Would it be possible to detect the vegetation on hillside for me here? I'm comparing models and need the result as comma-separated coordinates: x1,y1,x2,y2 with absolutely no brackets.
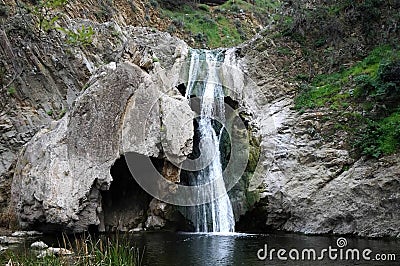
277,0,400,159
2,1,399,156
239,0,400,159
295,46,400,158
160,0,280,48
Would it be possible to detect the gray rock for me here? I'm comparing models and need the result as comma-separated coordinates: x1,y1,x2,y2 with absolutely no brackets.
129,223,144,232
11,231,43,237
37,247,73,258
145,215,166,229
12,61,194,233
237,37,400,237
0,17,191,227
30,241,48,250
0,236,23,245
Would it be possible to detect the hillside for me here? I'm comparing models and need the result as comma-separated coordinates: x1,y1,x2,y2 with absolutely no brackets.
0,0,399,241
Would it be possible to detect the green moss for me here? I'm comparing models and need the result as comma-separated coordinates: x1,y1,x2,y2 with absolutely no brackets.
295,83,342,109
245,188,260,209
246,136,261,173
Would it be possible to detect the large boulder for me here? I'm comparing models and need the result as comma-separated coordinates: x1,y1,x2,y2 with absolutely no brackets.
11,61,194,232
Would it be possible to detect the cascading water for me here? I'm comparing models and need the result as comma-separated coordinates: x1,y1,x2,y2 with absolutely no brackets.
185,49,235,233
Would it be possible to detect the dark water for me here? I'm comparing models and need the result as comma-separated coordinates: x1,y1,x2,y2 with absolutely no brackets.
128,232,399,266
2,231,399,265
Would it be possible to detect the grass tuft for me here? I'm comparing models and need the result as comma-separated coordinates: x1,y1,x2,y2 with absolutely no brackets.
2,234,143,266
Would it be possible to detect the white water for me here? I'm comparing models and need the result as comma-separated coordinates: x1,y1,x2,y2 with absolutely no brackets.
186,50,235,233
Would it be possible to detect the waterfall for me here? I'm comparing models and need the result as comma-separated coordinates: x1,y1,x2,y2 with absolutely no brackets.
185,49,235,233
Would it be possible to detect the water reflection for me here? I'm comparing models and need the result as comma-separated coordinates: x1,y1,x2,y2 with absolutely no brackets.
129,232,399,266
1,232,398,266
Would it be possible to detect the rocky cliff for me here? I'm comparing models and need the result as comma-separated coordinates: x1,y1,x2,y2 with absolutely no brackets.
1,1,399,237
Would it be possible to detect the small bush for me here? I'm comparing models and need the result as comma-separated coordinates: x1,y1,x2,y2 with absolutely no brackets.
149,0,158,9
0,4,9,17
167,24,177,33
230,4,240,13
379,60,400,85
194,32,206,43
201,15,216,26
356,113,400,158
214,7,226,14
172,18,184,28
197,4,210,12
60,25,94,46
33,0,68,33
6,87,16,96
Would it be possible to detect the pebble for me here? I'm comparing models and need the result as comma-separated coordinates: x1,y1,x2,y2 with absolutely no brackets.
30,241,48,250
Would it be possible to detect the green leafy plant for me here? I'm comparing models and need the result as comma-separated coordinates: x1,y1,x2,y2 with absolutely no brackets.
60,25,95,46
197,4,210,12
58,109,66,119
356,113,400,158
33,0,68,33
6,86,16,96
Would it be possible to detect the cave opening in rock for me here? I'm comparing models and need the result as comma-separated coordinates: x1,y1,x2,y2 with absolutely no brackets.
177,83,187,96
100,155,153,232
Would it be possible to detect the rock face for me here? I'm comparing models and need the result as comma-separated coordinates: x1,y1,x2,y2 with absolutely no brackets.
13,60,193,231
10,23,195,232
233,35,400,238
11,61,194,232
249,98,400,237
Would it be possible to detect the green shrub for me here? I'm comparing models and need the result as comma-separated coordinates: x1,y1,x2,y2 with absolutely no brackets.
295,45,400,157
230,4,240,13
167,24,177,33
33,0,68,33
60,25,94,46
194,32,206,43
0,4,9,17
6,87,16,96
356,113,400,158
172,18,184,28
149,0,159,9
197,4,210,12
